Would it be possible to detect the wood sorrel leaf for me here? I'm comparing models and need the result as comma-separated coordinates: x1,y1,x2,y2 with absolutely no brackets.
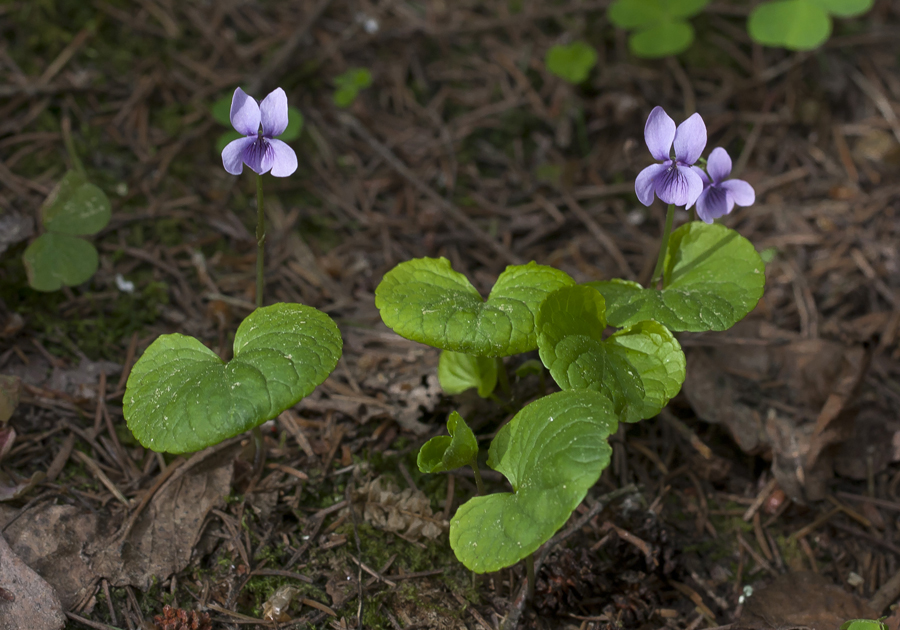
545,41,598,84
608,0,710,58
375,257,575,357
587,222,765,332
124,303,342,454
417,411,479,473
450,390,616,573
537,286,685,422
41,170,111,236
22,232,99,292
748,0,831,49
438,351,497,398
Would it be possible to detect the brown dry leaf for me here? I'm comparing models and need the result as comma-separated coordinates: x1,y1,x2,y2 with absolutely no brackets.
89,444,235,590
351,476,445,540
0,504,101,609
683,321,871,501
0,469,44,502
737,572,874,630
0,375,20,424
325,565,357,609
262,584,301,622
0,533,65,630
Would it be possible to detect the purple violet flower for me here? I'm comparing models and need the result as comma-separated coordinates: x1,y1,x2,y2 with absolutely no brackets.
635,106,707,208
222,87,298,177
690,147,756,223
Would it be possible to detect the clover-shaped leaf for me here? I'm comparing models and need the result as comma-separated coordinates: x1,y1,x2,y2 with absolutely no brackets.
450,390,616,573
375,257,575,357
587,222,765,332
333,68,373,108
545,41,598,84
418,411,479,473
438,351,497,398
42,170,111,235
748,0,873,50
124,303,342,454
608,0,710,58
537,286,685,422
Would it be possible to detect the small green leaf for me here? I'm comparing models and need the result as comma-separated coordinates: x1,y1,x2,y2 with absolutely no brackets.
279,105,305,142
438,351,497,398
22,232,99,292
333,68,372,108
417,411,479,473
545,41,598,84
841,621,887,630
587,222,765,332
124,303,342,454
42,170,111,236
211,94,232,126
812,0,873,17
536,286,685,422
629,20,695,57
216,130,244,154
375,258,576,357
450,390,617,573
608,0,664,27
748,0,831,50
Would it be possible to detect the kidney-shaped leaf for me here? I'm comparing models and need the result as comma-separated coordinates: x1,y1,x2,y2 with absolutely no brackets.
630,20,695,57
42,170,111,236
418,411,479,474
124,303,342,454
438,351,497,398
450,390,616,573
376,257,575,357
537,286,684,422
748,0,831,50
587,222,764,332
22,232,99,292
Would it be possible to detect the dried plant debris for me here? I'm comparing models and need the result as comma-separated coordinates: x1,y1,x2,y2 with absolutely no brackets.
349,476,445,540
0,533,65,630
152,604,212,630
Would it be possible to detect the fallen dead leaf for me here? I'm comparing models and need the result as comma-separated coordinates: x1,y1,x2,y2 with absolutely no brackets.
349,476,445,540
737,572,874,630
0,533,65,630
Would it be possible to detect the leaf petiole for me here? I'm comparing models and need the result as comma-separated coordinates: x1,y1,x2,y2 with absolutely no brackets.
470,459,485,496
649,204,675,288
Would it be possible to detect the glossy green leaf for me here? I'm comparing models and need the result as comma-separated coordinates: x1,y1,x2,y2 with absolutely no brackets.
630,20,695,57
536,286,684,422
124,303,342,454
41,170,111,236
450,390,616,573
375,257,575,357
748,0,831,49
22,232,99,292
840,620,887,630
813,0,873,17
417,411,479,473
545,41,598,84
438,351,497,398
587,222,765,332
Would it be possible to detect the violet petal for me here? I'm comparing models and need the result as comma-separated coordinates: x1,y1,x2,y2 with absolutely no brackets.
691,165,710,187
644,106,676,162
721,179,756,206
267,139,298,177
706,147,732,183
260,88,289,138
635,163,668,207
673,112,707,165
230,88,260,136
656,164,704,207
242,137,274,175
222,136,256,175
695,185,734,223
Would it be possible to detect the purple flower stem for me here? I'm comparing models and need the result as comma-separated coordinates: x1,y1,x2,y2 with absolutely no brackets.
649,204,675,288
255,173,266,309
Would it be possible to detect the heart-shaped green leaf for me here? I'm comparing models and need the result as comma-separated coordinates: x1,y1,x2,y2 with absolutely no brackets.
42,170,111,236
748,0,831,49
22,232,99,292
450,390,616,573
629,20,695,57
545,41,598,84
375,257,575,357
537,286,684,422
608,0,709,57
418,411,479,473
438,351,497,398
124,303,342,454
587,222,765,332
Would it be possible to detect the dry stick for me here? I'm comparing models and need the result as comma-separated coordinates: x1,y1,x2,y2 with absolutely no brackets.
561,193,635,281
339,113,522,266
503,484,638,630
849,68,900,146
